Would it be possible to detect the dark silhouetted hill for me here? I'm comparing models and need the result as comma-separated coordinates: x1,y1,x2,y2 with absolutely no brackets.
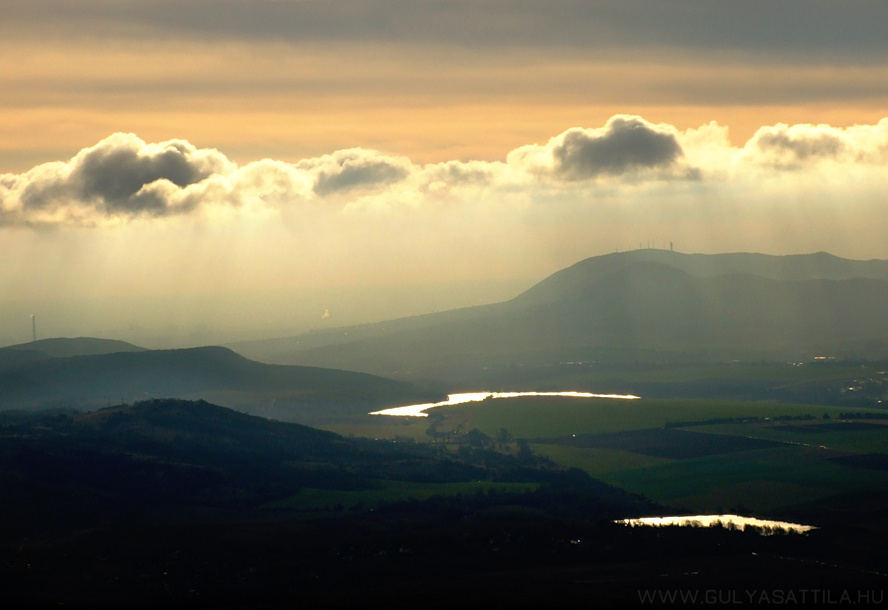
0,398,682,608
0,398,539,532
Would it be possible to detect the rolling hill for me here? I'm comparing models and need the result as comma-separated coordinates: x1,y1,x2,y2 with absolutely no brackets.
0,345,437,422
0,397,472,523
231,250,888,384
0,336,145,368
0,336,146,358
0,398,670,608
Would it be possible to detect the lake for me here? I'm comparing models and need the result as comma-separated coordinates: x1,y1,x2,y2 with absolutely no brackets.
617,514,816,535
370,390,641,417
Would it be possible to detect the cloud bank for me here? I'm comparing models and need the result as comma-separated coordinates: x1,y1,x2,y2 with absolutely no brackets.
3,115,888,228
5,1,887,179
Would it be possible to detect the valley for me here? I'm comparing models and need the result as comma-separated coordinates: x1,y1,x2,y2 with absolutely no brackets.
2,250,888,607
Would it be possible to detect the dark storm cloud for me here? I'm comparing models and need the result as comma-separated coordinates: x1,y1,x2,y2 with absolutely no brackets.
551,117,684,180
8,1,888,60
17,134,231,218
71,139,213,212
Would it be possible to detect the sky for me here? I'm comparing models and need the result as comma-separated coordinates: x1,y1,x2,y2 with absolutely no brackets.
2,0,888,348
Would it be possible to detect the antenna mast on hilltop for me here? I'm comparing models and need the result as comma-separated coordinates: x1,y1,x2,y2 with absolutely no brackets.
31,314,36,342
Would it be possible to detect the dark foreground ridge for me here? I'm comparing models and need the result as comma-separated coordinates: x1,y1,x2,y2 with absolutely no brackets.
1,399,885,608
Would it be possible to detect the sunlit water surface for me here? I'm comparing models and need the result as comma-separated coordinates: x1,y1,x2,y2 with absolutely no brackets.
370,391,641,417
617,514,816,534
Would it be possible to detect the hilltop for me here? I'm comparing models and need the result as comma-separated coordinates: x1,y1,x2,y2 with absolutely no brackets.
0,398,471,524
0,336,146,357
0,336,145,367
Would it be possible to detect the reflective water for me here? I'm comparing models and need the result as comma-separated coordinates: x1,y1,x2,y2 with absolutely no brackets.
617,514,816,534
370,391,641,417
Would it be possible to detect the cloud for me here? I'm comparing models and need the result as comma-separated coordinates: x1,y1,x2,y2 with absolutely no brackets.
740,119,888,169
305,149,412,197
0,135,419,225
1,133,234,224
553,117,684,179
4,115,888,229
70,136,224,209
745,124,845,169
508,115,691,181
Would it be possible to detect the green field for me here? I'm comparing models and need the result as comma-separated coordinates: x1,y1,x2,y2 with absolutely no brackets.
384,396,888,520
694,420,888,454
531,444,672,477
439,397,856,439
579,361,882,385
306,394,888,521
604,444,888,506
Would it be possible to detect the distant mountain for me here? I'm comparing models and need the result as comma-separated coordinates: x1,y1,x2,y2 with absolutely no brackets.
232,250,888,383
511,250,888,307
0,345,436,421
0,336,145,367
0,336,145,357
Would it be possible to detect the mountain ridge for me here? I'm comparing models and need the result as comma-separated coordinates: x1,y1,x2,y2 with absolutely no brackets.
510,250,888,307
0,336,146,357
230,250,888,382
0,336,146,368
